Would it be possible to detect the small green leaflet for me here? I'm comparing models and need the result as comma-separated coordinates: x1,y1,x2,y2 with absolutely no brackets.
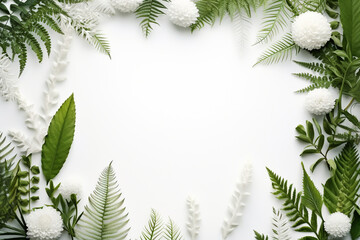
339,0,360,57
41,94,76,183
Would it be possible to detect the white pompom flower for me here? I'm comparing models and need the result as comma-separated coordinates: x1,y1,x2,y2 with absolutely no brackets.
305,88,335,115
110,0,143,13
58,177,82,201
27,207,63,240
324,212,351,238
167,0,199,28
292,11,331,51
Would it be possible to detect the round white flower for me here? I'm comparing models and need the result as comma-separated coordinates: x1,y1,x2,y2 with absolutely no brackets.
58,178,82,201
305,88,335,115
167,0,199,28
292,11,331,51
110,0,143,13
324,212,351,238
27,207,63,240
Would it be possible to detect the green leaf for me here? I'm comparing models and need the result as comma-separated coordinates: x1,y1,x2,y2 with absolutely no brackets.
324,143,360,215
140,209,163,240
164,219,183,240
254,231,269,240
351,210,360,239
339,0,360,57
76,162,130,240
135,0,167,37
41,94,76,182
301,163,323,216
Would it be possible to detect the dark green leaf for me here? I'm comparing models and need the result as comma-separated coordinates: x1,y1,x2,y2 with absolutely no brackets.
351,210,360,239
301,163,323,216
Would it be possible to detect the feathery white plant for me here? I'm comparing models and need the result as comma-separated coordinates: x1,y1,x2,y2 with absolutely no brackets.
272,208,291,240
221,161,252,239
0,54,17,101
76,162,130,240
186,196,201,240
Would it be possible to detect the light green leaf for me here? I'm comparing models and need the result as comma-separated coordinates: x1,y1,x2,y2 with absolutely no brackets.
339,0,360,57
141,209,163,240
41,94,76,182
301,163,323,216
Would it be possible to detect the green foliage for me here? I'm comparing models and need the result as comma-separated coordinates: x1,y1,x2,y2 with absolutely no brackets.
141,209,163,240
339,0,360,58
351,210,360,240
41,94,76,183
267,167,327,240
164,219,183,240
191,0,218,32
135,0,168,37
301,163,323,216
255,0,290,44
46,181,83,239
254,33,299,65
254,231,269,240
76,162,130,240
324,143,360,216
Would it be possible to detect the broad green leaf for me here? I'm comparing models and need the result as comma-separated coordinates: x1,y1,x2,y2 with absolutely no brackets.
339,0,360,57
301,163,323,216
351,211,360,239
41,94,76,182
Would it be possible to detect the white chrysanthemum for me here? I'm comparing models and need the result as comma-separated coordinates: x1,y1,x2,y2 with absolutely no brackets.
58,177,82,201
110,0,143,13
27,207,63,240
292,11,331,51
305,88,335,115
167,0,199,28
324,212,351,238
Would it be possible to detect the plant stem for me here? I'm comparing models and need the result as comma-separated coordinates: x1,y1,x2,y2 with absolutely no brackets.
344,98,355,111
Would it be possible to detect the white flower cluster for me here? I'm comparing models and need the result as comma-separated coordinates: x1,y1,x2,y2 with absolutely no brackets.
305,88,335,115
58,178,83,201
324,212,351,238
111,0,143,13
292,11,331,51
26,207,63,240
167,0,199,28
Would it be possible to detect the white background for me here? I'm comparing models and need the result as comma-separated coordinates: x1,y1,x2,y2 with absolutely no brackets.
0,10,336,240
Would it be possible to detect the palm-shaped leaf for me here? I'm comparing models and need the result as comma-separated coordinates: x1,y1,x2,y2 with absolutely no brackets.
76,162,130,240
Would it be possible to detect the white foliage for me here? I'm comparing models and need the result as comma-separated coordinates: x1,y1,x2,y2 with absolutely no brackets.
0,54,18,101
272,208,291,240
221,161,252,239
232,11,251,49
186,196,201,240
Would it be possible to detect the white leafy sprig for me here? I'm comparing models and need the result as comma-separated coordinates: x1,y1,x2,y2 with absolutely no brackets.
272,208,291,240
186,196,201,240
221,161,252,239
0,54,17,101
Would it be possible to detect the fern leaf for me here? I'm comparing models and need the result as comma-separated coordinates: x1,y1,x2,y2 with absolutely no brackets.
254,33,298,65
255,0,290,44
254,231,269,240
293,61,327,74
25,32,43,63
272,208,291,240
30,23,52,56
324,143,360,216
135,0,168,37
296,83,330,93
140,209,163,240
267,168,321,236
76,162,130,240
164,219,183,240
190,0,218,32
186,197,201,240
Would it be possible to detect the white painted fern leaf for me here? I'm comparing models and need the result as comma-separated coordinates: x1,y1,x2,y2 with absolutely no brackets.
0,54,18,101
272,208,291,240
76,162,130,240
221,161,252,239
186,196,201,240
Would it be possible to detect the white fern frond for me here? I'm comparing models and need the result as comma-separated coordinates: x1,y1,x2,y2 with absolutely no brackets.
0,54,18,102
221,161,252,239
272,208,292,240
76,162,130,240
92,0,116,15
8,130,41,155
232,11,251,49
186,196,201,240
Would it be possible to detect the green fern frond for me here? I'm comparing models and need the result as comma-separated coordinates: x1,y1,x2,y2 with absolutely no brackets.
191,0,218,32
324,143,360,216
76,162,130,240
88,33,111,58
135,0,168,37
255,0,290,44
254,231,269,240
140,209,163,240
254,33,299,65
296,83,330,93
266,168,322,237
24,32,43,62
164,219,183,240
30,23,52,56
294,61,327,74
